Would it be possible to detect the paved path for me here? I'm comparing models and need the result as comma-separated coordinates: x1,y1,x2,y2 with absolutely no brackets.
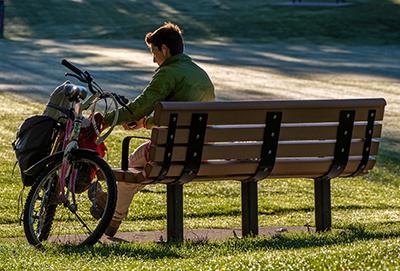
101,226,314,244
1,39,399,137
2,226,313,245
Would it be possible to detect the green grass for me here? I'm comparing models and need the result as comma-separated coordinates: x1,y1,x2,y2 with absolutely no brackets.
4,0,400,44
1,231,400,270
1,1,400,267
0,91,400,269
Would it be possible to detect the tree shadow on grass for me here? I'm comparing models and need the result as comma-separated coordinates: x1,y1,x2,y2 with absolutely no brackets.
57,242,183,260
231,225,400,252
5,0,400,45
55,223,400,259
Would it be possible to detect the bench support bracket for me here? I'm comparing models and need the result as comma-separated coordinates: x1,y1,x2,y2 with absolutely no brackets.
156,113,178,181
314,177,331,232
249,111,282,182
121,135,151,170
167,183,184,242
322,110,355,179
176,113,208,184
242,181,258,236
351,109,376,176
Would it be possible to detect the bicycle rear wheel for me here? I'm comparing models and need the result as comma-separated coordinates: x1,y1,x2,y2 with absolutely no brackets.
23,150,117,247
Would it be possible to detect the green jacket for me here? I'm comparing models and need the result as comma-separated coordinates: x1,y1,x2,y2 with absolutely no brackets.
104,53,215,126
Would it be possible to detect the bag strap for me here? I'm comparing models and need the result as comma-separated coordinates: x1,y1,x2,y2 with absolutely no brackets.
17,186,25,225
46,103,74,120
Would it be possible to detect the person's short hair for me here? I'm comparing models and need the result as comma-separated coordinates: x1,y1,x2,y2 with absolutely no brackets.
145,22,184,56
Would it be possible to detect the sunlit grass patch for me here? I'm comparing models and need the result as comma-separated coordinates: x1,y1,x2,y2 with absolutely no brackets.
1,231,400,270
0,90,400,269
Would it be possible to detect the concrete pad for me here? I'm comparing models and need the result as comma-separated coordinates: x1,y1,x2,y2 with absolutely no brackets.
99,226,315,244
0,226,315,245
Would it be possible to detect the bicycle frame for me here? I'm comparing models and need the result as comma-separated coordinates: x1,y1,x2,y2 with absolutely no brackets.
22,59,126,247
58,100,84,206
55,90,118,207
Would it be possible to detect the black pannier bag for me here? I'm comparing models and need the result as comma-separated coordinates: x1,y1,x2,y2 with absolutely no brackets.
12,115,58,186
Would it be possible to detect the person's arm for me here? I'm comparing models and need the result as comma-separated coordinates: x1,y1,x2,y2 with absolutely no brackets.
104,68,174,126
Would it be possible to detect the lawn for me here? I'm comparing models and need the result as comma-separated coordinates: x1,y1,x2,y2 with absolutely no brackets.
4,0,400,44
0,91,399,270
1,0,400,270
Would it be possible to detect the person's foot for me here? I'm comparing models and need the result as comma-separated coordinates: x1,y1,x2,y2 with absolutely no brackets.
88,182,108,220
105,219,121,237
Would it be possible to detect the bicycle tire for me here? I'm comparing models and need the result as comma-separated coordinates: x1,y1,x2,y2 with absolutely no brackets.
23,150,117,247
39,181,57,242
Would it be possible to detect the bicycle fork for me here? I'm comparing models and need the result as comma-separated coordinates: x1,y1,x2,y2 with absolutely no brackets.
58,107,83,210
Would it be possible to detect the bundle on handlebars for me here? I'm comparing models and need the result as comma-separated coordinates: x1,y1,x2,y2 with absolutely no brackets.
61,59,132,113
13,59,129,187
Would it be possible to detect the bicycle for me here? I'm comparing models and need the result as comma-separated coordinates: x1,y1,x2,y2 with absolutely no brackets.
23,59,128,247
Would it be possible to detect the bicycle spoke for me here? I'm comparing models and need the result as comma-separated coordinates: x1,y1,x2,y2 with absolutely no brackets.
24,152,116,247
70,209,93,235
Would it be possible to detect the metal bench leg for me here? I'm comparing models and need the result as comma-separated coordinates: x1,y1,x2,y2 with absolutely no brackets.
242,181,259,236
167,183,184,242
314,177,332,232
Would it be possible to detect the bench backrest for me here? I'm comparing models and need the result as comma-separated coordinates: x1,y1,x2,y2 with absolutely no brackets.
142,99,386,184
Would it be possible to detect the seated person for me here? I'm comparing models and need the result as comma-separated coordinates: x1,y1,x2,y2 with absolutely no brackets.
89,22,215,237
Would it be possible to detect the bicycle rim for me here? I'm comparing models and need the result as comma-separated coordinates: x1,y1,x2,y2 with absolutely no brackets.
23,151,117,247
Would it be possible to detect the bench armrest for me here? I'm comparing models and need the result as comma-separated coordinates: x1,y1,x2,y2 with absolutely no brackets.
121,135,150,170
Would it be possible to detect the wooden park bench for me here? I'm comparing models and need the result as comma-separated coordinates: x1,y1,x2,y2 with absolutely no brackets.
112,98,386,242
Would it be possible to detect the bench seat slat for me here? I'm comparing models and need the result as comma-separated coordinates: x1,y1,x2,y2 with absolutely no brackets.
149,141,380,161
154,169,371,183
112,168,146,183
156,108,385,126
114,167,375,183
154,100,385,126
143,157,375,179
151,124,383,144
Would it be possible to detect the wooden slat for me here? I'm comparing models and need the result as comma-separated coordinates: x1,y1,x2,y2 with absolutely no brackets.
151,123,382,144
116,174,259,184
118,99,386,184
112,168,145,183
144,157,376,178
153,99,386,126
156,108,385,126
118,167,374,184
149,140,380,162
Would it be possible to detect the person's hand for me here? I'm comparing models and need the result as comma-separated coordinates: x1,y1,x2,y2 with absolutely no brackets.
122,121,137,130
135,118,145,129
122,118,145,130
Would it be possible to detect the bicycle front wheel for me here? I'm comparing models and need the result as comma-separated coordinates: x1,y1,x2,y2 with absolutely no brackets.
23,150,117,247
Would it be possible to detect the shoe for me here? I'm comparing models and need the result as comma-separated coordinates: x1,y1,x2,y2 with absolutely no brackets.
88,182,108,220
105,219,121,237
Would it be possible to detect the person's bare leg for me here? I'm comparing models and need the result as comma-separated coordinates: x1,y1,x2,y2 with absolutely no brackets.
107,142,150,236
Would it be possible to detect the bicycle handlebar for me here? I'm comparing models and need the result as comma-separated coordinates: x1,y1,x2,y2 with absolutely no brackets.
61,58,134,115
61,59,84,78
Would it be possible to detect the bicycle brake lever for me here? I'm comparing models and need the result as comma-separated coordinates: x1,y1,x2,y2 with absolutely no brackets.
113,94,134,115
65,73,87,83
119,95,129,104
83,71,93,82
